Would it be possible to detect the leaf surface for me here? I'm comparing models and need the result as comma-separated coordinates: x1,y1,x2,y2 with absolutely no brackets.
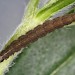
0,0,75,75
6,25,75,75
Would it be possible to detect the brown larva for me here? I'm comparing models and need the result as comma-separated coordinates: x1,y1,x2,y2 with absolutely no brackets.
0,13,75,62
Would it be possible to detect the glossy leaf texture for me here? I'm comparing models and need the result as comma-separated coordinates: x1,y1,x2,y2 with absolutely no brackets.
6,25,75,75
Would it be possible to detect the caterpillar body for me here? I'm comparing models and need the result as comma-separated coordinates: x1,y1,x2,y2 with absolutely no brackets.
0,13,75,62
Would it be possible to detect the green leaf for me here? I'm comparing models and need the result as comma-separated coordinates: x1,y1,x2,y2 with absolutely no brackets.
5,0,75,48
24,0,40,18
68,7,75,13
35,0,75,22
5,0,40,46
0,0,75,75
6,25,75,75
